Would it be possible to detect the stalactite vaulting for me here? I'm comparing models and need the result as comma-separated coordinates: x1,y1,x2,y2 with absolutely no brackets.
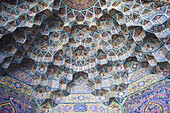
0,0,169,113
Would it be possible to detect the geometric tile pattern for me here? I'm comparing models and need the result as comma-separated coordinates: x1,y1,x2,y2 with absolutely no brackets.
0,0,169,112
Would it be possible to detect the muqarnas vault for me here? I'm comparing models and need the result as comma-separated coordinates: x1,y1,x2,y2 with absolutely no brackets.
0,0,169,113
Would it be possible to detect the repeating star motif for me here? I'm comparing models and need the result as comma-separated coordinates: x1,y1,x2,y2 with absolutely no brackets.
0,0,169,112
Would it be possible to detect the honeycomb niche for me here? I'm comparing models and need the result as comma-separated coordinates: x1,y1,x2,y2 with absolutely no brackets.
0,0,169,113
